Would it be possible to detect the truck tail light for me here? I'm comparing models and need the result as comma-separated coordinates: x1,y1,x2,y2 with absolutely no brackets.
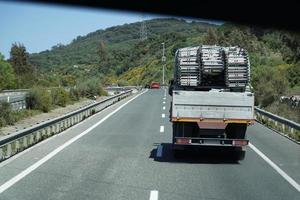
232,140,248,146
176,138,191,144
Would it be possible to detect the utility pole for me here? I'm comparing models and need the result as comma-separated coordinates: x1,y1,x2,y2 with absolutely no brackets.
161,42,166,87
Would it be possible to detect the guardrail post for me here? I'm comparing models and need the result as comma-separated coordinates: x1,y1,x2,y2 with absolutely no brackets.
56,123,59,133
0,148,3,161
29,133,34,145
282,124,285,132
36,131,41,142
15,140,20,152
60,121,64,131
47,126,51,136
23,136,28,148
290,127,294,134
6,143,12,158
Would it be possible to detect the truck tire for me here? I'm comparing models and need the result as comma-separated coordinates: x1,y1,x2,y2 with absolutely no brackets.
236,150,246,161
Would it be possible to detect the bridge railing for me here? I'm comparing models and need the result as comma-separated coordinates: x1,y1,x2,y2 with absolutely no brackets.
0,90,133,162
254,107,300,143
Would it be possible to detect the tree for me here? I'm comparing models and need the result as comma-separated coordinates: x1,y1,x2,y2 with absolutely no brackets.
0,53,16,90
97,40,108,63
203,28,218,45
97,40,111,74
9,43,33,75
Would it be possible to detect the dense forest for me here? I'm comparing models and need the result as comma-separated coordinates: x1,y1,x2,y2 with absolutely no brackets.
1,18,299,122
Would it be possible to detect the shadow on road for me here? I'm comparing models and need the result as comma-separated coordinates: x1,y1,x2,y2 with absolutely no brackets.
149,143,240,164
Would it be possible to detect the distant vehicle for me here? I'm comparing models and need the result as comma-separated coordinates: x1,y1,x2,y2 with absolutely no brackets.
169,45,255,160
150,82,160,89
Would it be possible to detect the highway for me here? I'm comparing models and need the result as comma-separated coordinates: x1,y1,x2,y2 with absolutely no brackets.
0,89,299,200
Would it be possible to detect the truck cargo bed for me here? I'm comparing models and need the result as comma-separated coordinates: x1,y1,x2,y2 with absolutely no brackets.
172,90,254,123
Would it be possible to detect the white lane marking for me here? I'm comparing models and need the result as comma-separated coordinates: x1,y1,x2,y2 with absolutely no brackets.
156,145,163,158
163,101,165,104
149,190,159,200
163,106,165,110
0,90,148,194
249,143,300,192
160,126,164,133
163,97,166,100
162,114,165,118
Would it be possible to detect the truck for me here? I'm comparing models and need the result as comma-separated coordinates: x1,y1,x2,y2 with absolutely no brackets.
169,45,254,160
150,82,160,89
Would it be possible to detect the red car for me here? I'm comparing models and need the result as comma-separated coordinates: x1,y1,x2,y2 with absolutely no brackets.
150,82,160,89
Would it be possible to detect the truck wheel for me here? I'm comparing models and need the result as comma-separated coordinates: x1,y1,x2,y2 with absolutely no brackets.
235,150,246,161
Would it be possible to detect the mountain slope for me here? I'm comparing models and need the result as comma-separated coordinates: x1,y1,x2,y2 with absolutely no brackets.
29,18,215,71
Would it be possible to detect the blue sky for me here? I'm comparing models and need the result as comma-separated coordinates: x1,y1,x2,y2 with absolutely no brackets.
0,1,223,59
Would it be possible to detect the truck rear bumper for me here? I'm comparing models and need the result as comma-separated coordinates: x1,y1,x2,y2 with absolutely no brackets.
171,117,254,125
173,137,249,148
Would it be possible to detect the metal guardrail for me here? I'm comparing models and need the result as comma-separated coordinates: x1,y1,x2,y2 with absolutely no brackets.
254,107,300,143
0,89,30,93
0,90,133,161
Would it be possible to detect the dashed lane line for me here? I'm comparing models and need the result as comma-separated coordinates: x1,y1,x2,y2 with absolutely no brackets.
149,190,159,200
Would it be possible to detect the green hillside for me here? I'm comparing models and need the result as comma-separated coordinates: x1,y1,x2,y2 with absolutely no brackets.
27,18,300,122
29,18,214,71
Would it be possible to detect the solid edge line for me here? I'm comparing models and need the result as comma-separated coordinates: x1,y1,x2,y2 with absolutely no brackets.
0,89,148,194
149,190,159,200
249,143,300,192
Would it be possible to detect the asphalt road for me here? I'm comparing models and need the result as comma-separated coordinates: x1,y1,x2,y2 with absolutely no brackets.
0,89,299,200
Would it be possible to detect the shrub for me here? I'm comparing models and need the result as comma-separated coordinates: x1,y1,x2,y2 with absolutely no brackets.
0,102,16,127
98,85,108,96
26,87,52,112
76,78,107,98
69,87,80,101
51,87,69,107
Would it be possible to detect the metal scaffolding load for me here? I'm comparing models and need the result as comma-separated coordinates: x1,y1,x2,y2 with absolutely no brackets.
224,47,250,88
175,47,201,86
199,45,224,75
174,45,250,90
